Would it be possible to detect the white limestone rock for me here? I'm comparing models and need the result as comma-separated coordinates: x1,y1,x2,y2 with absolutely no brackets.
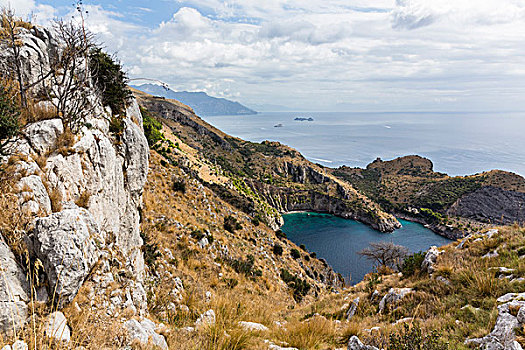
421,246,441,274
17,175,52,215
32,206,103,305
379,288,413,313
44,312,70,343
347,336,379,350
0,237,30,335
196,309,216,330
238,321,269,332
23,119,64,155
124,318,168,350
346,297,360,321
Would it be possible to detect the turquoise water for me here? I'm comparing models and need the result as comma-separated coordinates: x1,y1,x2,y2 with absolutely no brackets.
203,111,525,176
281,212,452,284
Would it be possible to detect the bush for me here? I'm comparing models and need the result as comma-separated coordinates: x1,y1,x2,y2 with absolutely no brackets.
0,84,20,155
172,179,186,193
280,268,311,302
300,244,307,251
290,248,301,259
141,107,163,146
273,244,283,256
140,231,161,266
89,48,132,116
388,324,448,350
227,254,262,278
309,252,317,259
400,251,426,277
276,229,287,239
224,215,242,233
108,115,124,141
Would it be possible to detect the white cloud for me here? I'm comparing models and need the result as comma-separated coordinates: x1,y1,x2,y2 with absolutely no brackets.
0,0,55,23
9,0,525,111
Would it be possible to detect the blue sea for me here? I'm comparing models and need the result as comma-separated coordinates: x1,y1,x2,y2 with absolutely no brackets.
203,111,525,177
281,213,451,284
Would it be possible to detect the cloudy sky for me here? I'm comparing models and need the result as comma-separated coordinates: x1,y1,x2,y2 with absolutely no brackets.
3,0,525,111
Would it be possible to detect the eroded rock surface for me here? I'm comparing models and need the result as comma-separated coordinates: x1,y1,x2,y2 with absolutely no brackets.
0,237,30,335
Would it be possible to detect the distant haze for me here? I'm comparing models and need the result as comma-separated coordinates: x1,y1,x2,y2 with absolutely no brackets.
132,84,256,116
13,0,525,112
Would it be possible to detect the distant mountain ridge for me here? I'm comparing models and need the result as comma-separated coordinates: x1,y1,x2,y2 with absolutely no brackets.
131,83,257,116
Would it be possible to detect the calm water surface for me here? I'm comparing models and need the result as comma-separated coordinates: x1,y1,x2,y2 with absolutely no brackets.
281,212,451,284
203,111,525,176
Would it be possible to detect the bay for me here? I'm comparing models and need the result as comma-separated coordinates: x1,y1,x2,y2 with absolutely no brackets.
281,212,452,284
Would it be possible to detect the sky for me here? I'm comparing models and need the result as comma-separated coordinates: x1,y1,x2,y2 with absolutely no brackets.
2,0,525,112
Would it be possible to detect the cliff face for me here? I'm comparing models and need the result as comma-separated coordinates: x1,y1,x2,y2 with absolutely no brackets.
448,186,525,225
0,26,149,333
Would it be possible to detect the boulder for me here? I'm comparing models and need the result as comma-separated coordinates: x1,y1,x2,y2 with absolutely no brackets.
23,119,64,155
44,312,70,343
2,340,28,350
0,237,29,335
238,321,269,332
195,309,216,330
347,336,379,350
32,206,103,305
124,318,168,350
421,246,441,274
379,288,413,313
17,175,52,215
346,297,360,321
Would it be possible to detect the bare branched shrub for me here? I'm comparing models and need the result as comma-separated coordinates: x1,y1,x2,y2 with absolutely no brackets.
358,241,409,270
0,8,33,109
39,20,94,132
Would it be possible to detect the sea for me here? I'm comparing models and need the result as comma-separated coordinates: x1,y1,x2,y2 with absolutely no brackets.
203,111,525,177
201,111,525,283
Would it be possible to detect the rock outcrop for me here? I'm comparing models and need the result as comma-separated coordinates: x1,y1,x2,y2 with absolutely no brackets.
0,237,29,335
347,336,379,350
421,246,441,274
0,25,149,335
32,206,103,305
124,319,168,350
379,288,413,313
465,292,525,349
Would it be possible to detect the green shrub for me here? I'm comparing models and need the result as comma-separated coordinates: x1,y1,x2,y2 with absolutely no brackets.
141,106,163,146
227,254,262,278
280,268,311,302
300,244,307,251
108,115,124,141
140,231,161,266
172,179,186,193
89,48,132,115
0,84,20,156
309,252,317,259
388,324,448,350
273,244,283,256
400,251,426,277
290,248,301,259
276,229,287,239
224,215,242,233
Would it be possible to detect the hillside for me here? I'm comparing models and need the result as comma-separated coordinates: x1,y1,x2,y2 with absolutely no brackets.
332,156,525,239
132,83,257,116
